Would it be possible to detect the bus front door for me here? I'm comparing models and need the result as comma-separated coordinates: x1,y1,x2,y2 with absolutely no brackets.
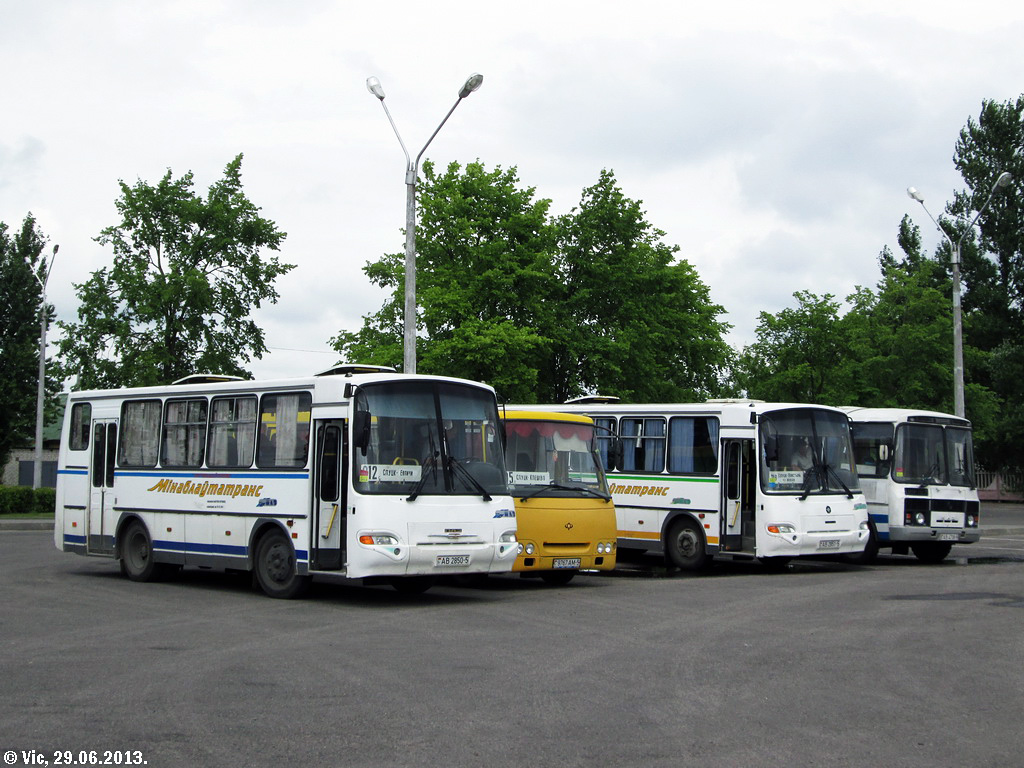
88,420,118,555
311,420,346,570
721,439,755,552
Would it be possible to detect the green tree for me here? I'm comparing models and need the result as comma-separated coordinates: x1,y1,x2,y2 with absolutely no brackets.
948,96,1024,470
56,155,290,389
332,160,555,401
733,291,850,403
0,214,56,472
553,169,731,402
334,162,732,403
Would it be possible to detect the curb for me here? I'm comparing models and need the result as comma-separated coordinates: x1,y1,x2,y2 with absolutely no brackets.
0,520,56,531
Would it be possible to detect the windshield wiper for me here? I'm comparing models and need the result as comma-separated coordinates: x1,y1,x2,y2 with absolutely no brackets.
917,461,942,489
799,462,822,501
406,451,439,502
518,482,611,503
823,462,854,499
447,455,492,501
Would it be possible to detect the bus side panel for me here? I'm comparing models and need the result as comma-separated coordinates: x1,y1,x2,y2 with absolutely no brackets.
608,476,720,552
55,468,89,554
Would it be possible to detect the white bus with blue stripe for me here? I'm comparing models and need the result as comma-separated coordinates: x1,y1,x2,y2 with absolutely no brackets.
842,407,981,563
54,367,518,597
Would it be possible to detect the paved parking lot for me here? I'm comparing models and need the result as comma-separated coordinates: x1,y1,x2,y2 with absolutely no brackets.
2,516,1023,768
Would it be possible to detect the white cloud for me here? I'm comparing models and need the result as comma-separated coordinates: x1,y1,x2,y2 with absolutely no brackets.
2,0,1023,381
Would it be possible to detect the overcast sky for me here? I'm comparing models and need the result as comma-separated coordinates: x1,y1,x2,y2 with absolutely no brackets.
3,0,1023,382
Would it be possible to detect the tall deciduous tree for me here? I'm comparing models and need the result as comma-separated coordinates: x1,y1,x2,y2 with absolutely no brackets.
56,155,290,389
0,214,56,470
333,162,731,403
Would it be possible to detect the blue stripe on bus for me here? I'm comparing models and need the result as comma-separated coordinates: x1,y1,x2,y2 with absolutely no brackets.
154,540,309,560
64,534,87,544
57,469,89,476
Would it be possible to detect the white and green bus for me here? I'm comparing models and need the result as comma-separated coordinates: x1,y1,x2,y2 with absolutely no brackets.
54,366,518,597
514,399,869,570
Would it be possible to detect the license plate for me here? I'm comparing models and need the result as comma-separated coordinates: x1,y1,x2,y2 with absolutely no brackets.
938,533,958,541
435,555,471,567
817,539,841,550
553,558,581,569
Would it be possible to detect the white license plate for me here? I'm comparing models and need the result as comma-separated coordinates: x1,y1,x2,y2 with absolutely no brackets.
817,539,841,550
435,555,471,567
938,533,959,541
553,558,581,569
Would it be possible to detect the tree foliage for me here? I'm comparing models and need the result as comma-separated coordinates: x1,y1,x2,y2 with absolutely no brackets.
0,214,57,470
332,162,731,403
55,155,291,389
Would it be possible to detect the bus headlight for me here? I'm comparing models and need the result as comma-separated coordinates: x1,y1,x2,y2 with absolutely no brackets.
499,531,517,544
359,533,399,546
966,514,978,528
524,542,535,555
859,521,870,531
915,512,927,525
767,524,796,534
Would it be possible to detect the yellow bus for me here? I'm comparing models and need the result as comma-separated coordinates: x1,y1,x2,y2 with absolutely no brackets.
502,410,617,584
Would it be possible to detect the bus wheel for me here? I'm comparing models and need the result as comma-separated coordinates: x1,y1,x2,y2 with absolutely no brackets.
390,576,435,595
254,528,311,599
845,524,879,565
119,520,158,582
911,542,953,564
540,570,576,586
665,517,709,571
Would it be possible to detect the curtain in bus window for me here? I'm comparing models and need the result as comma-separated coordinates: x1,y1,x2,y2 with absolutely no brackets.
257,392,312,468
668,417,719,474
208,396,257,468
621,418,666,472
118,400,161,467
162,399,208,467
593,417,615,471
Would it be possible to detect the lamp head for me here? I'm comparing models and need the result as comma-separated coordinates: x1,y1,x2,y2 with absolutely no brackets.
459,73,483,99
994,171,1013,189
907,186,924,203
366,76,385,101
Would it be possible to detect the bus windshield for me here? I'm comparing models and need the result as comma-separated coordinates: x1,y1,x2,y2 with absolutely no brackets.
504,419,610,499
353,381,507,497
895,423,975,487
759,408,860,495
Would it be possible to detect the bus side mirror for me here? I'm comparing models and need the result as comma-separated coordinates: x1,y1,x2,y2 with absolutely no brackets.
878,444,890,462
353,411,371,452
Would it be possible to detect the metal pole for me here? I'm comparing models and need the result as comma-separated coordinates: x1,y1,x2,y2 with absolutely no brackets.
367,74,483,375
950,243,965,418
32,244,57,489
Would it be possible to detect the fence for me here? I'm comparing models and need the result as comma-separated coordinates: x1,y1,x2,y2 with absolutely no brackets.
976,469,1024,502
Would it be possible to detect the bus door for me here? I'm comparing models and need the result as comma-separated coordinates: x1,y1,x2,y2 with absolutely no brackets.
311,420,346,570
721,439,755,552
88,419,118,555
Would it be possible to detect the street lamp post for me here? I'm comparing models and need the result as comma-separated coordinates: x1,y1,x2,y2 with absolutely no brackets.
907,171,1013,418
366,73,484,375
31,243,58,489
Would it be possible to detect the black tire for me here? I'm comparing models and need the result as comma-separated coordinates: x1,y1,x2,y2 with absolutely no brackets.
540,570,576,586
845,524,880,565
119,520,158,582
665,516,710,570
911,541,953,564
390,576,435,595
254,528,311,599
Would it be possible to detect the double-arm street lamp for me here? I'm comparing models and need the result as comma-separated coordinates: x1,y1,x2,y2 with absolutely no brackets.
366,72,484,374
907,171,1013,418
31,243,58,489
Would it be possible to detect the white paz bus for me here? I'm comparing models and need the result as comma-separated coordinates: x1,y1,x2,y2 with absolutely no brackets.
842,407,981,563
516,399,870,569
54,366,519,597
